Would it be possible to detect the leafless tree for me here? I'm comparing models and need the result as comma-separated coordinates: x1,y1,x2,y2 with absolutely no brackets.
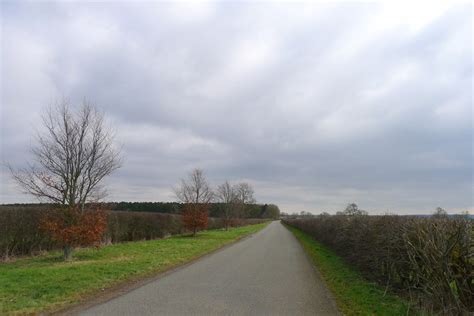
433,207,448,219
174,169,213,235
174,169,213,204
216,181,238,230
235,182,255,204
9,101,122,211
234,182,256,218
338,203,368,216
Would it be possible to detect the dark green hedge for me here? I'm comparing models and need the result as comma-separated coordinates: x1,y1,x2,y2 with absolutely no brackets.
1,202,280,219
105,202,279,219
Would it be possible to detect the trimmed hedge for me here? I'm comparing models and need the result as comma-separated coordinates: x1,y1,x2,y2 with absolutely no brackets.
283,215,473,315
106,211,184,243
0,206,268,259
0,207,56,259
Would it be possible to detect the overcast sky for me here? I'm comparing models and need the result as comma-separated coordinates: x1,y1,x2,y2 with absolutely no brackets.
1,1,472,214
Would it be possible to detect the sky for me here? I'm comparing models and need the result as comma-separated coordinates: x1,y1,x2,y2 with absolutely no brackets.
0,1,472,214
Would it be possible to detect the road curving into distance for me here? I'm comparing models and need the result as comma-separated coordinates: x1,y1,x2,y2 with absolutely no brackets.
79,221,340,316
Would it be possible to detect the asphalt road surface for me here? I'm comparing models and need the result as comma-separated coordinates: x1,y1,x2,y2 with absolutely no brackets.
79,221,340,316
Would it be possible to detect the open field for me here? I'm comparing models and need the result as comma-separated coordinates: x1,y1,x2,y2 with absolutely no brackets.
286,224,415,316
0,223,268,315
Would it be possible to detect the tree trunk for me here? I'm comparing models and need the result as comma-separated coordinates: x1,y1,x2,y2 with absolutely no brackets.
63,245,73,261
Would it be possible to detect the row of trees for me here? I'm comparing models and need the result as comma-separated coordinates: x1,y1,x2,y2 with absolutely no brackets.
0,202,277,218
109,201,276,218
282,204,453,218
8,101,277,259
281,203,367,219
174,169,270,234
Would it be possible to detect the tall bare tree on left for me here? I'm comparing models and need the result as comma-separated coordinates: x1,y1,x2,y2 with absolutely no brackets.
9,101,122,209
9,100,122,260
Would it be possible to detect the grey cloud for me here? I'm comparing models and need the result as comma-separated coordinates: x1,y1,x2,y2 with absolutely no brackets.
1,2,472,213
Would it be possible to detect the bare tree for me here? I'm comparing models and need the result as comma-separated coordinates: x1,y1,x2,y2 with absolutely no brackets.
235,182,255,204
338,203,368,216
234,182,256,218
9,101,122,211
216,181,238,230
433,207,448,219
174,169,213,235
174,169,213,204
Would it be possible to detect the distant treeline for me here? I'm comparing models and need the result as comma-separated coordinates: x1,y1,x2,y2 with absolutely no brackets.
0,202,280,219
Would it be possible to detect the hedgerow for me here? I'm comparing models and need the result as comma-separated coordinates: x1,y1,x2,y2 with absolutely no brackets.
284,215,473,315
0,206,267,259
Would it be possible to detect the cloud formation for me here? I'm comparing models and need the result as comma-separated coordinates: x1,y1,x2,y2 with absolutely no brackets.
1,2,472,214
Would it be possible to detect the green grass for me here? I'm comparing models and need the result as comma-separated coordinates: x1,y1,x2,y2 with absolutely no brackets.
285,224,418,316
0,223,268,315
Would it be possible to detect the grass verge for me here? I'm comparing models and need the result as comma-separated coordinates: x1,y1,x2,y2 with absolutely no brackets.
285,224,418,316
0,223,268,315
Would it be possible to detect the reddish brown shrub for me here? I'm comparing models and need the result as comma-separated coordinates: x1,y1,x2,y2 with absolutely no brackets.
182,204,209,235
40,206,108,260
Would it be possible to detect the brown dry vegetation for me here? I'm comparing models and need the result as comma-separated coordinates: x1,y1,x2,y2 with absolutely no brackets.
283,215,473,315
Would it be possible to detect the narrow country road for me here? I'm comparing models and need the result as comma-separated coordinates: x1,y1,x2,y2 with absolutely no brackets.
79,221,340,316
